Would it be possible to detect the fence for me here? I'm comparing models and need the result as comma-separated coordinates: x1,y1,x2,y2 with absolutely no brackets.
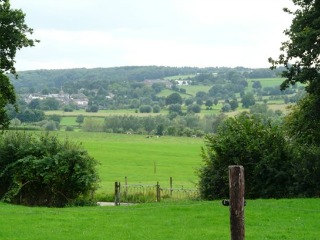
114,177,199,204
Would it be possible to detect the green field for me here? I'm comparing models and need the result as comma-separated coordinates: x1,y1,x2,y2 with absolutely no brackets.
163,74,196,80
1,198,319,239
60,116,78,126
1,131,319,239
180,85,212,96
248,78,284,88
53,132,204,194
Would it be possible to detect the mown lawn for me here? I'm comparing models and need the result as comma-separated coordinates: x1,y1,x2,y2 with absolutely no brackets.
0,198,319,240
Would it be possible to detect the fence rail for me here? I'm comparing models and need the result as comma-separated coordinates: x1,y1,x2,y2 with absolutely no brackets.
114,177,199,204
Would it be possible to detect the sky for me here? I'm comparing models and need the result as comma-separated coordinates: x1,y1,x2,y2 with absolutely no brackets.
10,0,294,71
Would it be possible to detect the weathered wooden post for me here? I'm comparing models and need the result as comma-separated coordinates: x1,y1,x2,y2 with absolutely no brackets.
114,181,121,206
156,181,161,202
229,165,245,240
170,177,173,197
124,176,128,199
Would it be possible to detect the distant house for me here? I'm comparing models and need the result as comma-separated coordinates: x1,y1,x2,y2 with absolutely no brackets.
175,80,191,86
105,92,115,99
25,93,47,103
48,91,70,104
70,93,89,108
23,91,89,108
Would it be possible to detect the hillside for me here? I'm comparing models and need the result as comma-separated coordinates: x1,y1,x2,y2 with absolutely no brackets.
10,66,282,92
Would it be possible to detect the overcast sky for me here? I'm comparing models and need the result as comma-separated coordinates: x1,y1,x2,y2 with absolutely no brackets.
11,0,294,71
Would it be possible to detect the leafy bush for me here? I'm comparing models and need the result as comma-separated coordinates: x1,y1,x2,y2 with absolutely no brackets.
44,120,59,131
139,105,152,113
0,131,99,207
82,118,104,132
198,113,292,200
283,94,320,197
187,104,201,113
65,126,74,131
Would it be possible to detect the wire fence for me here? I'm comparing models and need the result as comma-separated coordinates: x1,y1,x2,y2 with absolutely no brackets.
114,177,199,204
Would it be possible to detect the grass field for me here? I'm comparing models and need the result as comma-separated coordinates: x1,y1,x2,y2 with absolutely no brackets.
248,78,284,88
163,74,196,80
180,85,212,96
60,116,78,126
53,132,204,194
1,198,319,239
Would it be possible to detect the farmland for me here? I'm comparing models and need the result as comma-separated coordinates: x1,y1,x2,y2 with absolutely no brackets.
52,132,203,194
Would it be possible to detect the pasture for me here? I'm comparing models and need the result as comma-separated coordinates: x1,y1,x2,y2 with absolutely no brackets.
1,198,319,239
248,78,284,88
53,132,204,195
180,85,212,96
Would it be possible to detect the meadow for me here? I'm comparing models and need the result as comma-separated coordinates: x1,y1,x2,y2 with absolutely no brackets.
0,198,319,239
2,124,319,239
247,78,285,88
53,132,204,195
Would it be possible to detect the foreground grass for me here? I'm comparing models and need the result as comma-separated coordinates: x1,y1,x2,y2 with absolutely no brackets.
0,199,319,239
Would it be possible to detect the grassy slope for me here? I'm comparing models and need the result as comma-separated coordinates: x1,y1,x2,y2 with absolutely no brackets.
1,199,319,239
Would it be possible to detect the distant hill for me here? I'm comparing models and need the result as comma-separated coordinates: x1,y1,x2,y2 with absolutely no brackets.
10,66,283,92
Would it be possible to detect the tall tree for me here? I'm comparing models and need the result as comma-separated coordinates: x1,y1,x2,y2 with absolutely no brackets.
241,92,255,108
269,0,320,196
165,93,183,105
0,0,38,128
269,0,320,94
269,0,320,145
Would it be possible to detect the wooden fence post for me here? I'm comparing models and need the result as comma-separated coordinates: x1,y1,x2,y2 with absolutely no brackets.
229,165,245,240
124,176,128,198
114,181,121,206
170,177,173,197
156,181,161,202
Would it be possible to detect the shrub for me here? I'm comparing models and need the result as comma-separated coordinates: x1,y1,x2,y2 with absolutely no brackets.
65,126,74,131
82,118,104,132
0,131,99,207
44,120,59,131
198,113,292,200
139,105,152,113
152,105,161,113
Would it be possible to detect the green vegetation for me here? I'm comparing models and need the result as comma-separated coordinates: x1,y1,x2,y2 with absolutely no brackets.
0,199,319,239
199,113,291,199
180,85,212,96
0,131,99,206
0,0,38,128
163,74,196,80
57,132,203,193
248,78,284,88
